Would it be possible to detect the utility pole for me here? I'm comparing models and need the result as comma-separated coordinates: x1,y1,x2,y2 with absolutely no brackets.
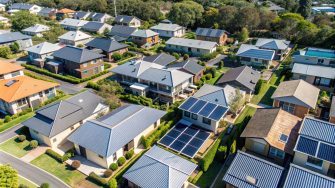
113,0,117,17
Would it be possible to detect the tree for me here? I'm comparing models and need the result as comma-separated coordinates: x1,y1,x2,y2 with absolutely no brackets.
298,0,312,18
168,1,204,27
11,11,39,31
0,46,12,58
234,7,260,31
228,89,245,115
237,27,249,42
10,42,20,53
40,183,49,188
0,165,18,188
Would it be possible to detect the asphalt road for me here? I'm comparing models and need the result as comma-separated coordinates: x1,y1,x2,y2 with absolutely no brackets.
0,124,22,144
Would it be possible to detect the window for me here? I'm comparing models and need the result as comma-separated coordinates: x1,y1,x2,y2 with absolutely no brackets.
39,92,43,97
184,111,190,118
306,156,323,169
269,147,285,159
113,153,117,161
154,121,158,128
254,58,258,61
191,113,198,120
280,102,295,114
98,155,103,159
203,117,211,125
197,49,200,52
279,134,288,143
299,75,307,80
317,59,324,64
314,77,331,87
11,71,21,77
188,47,192,52
53,138,57,143
83,70,88,74
17,98,27,107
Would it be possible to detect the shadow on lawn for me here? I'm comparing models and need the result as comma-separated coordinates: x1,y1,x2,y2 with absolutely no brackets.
259,86,276,106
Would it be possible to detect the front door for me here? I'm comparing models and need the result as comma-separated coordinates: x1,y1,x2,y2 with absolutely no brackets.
79,146,87,158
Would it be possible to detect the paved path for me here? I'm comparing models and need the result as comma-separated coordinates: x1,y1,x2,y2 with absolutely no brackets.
0,151,69,188
21,145,49,163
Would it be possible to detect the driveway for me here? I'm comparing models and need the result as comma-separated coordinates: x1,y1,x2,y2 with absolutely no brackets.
0,151,69,188
207,54,227,67
0,124,22,143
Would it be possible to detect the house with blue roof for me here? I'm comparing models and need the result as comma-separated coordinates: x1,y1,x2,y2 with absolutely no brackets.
293,117,335,176
0,32,33,50
223,150,284,188
68,105,166,168
255,38,290,60
81,21,112,34
236,44,275,69
292,47,335,91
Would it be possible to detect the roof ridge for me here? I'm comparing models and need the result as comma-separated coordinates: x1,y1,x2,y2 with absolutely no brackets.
110,106,146,129
8,77,25,102
48,100,62,136
237,151,284,169
289,163,335,181
265,108,282,139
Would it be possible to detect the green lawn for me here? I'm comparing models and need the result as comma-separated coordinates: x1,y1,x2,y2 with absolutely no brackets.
195,161,223,188
18,176,38,188
31,154,87,187
0,136,32,158
0,112,35,133
204,68,229,85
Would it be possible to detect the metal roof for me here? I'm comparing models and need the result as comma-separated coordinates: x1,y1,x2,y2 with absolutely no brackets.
123,145,197,188
195,28,226,38
86,38,128,53
237,44,275,60
52,46,103,64
131,29,158,38
68,105,166,157
283,164,335,188
143,53,176,66
114,15,140,24
0,32,31,44
223,151,284,188
9,3,36,10
166,37,217,50
22,24,50,33
300,117,335,145
150,23,183,31
292,63,335,79
168,59,204,75
255,38,290,50
109,25,138,38
25,42,63,55
82,22,111,32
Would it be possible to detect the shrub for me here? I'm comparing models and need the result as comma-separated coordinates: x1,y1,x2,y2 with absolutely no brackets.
104,169,113,178
76,44,84,48
117,157,126,166
45,149,67,163
40,183,49,188
71,160,81,169
172,52,180,59
125,149,134,160
230,140,237,154
18,135,26,142
88,172,107,186
183,54,189,60
0,46,12,58
192,171,203,184
217,145,228,162
30,140,38,149
10,42,20,53
19,185,29,188
4,115,11,123
254,80,264,95
205,73,212,80
112,52,122,61
86,81,100,90
107,178,117,188
218,60,224,69
200,138,221,172
200,51,218,61
109,163,118,171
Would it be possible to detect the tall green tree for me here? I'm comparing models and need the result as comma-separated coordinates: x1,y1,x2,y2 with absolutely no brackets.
0,165,18,188
298,0,312,18
10,11,39,31
168,1,204,27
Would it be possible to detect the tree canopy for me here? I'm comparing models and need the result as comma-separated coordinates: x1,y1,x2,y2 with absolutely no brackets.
0,165,18,188
10,11,39,31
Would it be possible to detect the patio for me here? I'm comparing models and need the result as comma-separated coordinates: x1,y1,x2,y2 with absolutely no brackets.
65,155,106,176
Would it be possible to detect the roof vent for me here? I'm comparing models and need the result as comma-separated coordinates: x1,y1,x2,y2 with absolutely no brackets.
162,75,167,81
5,80,18,87
132,68,136,72
215,98,218,102
78,99,83,103
250,80,255,84
246,176,257,185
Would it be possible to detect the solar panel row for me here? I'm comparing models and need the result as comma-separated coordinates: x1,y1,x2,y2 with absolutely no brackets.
159,123,210,158
179,97,228,121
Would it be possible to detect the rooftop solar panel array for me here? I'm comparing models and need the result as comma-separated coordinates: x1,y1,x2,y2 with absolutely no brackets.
179,97,229,121
158,122,210,158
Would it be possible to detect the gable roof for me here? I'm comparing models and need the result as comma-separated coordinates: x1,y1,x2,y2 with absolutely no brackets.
123,145,197,188
166,37,217,50
23,90,106,137
60,18,88,28
196,27,226,38
85,38,128,53
109,25,138,38
223,151,284,188
58,30,91,42
57,8,75,14
283,164,335,188
82,22,111,32
271,79,320,109
255,38,290,50
143,53,176,66
9,3,35,10
91,13,111,21
241,108,301,154
52,46,103,63
216,66,261,91
38,7,55,15
114,15,140,24
150,23,183,31
25,42,63,55
0,76,59,103
131,29,158,38
0,61,24,75
168,59,204,75
237,44,275,60
22,24,50,33
73,11,91,19
0,32,31,44
68,105,166,157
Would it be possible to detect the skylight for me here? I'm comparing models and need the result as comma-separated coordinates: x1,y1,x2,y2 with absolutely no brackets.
279,133,288,143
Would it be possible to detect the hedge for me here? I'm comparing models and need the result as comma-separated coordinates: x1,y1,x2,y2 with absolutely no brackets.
141,120,175,149
109,163,118,171
88,172,107,186
45,149,68,163
200,51,218,61
0,108,32,126
191,171,203,184
199,138,221,172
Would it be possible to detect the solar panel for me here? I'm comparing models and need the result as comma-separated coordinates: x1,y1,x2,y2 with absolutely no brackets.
189,100,207,114
296,136,318,156
174,123,188,132
167,129,182,138
317,143,335,163
196,131,210,140
189,138,204,148
5,80,17,87
177,134,192,143
170,140,186,151
181,145,198,158
198,103,217,117
159,136,174,147
179,97,197,111
208,106,228,121
184,127,199,136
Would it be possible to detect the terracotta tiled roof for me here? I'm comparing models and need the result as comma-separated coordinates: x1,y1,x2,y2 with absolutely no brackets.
0,61,24,75
0,76,59,102
57,8,75,14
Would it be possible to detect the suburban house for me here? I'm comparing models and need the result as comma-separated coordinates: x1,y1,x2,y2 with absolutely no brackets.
68,105,166,168
271,79,320,118
73,11,112,23
123,145,197,188
166,37,218,56
86,38,128,62
195,28,228,45
168,58,205,83
241,108,302,163
8,3,41,14
0,62,59,114
255,38,290,60
37,7,57,18
291,48,335,91
330,98,335,123
51,46,104,78
130,29,159,48
114,15,141,27
0,32,32,50
81,22,112,34
178,84,244,133
58,30,92,46
312,6,335,15
293,117,335,176
223,151,284,188
22,24,50,37
109,25,138,41
236,44,275,69
56,8,76,20
143,53,176,67
283,164,335,188
26,42,63,67
73,11,92,20
111,59,193,103
22,90,108,149
60,18,88,31
216,66,261,95
150,23,185,38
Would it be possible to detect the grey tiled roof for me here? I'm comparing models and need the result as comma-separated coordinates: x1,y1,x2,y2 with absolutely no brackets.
166,37,217,50
85,38,128,53
22,90,107,137
123,145,197,188
216,66,261,91
60,18,88,28
68,105,166,157
143,53,176,66
82,22,111,32
9,3,35,10
168,59,204,75
22,24,50,33
0,32,31,44
150,23,183,31
196,28,226,38
38,7,55,15
109,25,138,38
25,42,62,55
114,15,140,24
193,84,236,107
131,29,158,38
73,11,90,19
52,46,104,64
255,38,290,50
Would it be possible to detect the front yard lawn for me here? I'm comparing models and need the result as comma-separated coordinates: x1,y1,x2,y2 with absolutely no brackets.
0,136,32,157
0,112,35,133
18,176,38,188
31,154,88,187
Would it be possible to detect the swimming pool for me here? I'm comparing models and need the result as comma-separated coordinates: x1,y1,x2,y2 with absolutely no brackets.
305,48,335,59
